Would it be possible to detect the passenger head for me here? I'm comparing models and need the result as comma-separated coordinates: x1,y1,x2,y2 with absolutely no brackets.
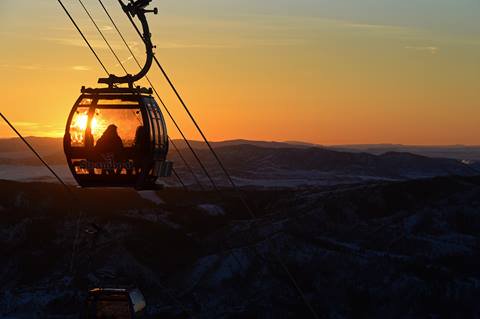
135,126,145,139
103,124,118,137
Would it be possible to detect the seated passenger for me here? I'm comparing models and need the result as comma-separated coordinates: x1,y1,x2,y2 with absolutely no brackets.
94,124,124,174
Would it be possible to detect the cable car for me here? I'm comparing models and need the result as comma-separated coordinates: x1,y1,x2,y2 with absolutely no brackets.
63,0,172,190
84,288,146,319
64,86,172,189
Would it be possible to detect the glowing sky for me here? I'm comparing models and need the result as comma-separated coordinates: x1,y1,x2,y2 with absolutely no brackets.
0,0,479,144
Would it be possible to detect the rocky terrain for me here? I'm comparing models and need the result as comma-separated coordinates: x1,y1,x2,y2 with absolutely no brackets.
1,175,480,318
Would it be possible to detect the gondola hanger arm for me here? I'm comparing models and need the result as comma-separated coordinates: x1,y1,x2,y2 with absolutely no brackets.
98,0,157,87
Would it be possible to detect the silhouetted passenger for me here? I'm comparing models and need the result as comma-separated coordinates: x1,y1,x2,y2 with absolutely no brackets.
94,124,124,174
134,126,149,154
133,126,150,175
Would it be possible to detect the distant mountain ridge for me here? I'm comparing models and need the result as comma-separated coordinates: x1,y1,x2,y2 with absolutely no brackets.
1,136,479,158
177,144,478,181
0,137,61,153
0,137,478,186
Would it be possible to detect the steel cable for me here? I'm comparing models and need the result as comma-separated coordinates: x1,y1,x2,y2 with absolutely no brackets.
97,0,217,192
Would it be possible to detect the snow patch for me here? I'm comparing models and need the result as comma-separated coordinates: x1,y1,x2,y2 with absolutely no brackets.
198,204,225,216
0,164,74,184
125,210,182,229
137,191,165,205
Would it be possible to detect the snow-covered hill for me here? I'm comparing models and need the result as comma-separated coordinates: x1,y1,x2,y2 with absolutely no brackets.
1,176,480,317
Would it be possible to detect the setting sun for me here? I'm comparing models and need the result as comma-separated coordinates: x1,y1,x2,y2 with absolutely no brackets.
77,114,88,131
69,112,101,145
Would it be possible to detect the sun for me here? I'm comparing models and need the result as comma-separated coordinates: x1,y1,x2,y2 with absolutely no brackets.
77,114,88,131
70,113,101,145
76,114,98,133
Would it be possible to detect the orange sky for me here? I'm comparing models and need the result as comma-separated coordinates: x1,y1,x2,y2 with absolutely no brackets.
1,0,479,145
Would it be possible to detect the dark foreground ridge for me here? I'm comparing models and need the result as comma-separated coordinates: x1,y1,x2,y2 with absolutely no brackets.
1,176,480,318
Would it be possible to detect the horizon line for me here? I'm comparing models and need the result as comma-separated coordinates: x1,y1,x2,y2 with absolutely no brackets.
0,135,479,148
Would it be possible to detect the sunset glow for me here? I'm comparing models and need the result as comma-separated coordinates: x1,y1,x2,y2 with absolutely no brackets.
1,0,479,145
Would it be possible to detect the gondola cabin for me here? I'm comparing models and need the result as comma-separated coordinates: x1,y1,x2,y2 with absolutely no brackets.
85,288,146,319
64,86,172,189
